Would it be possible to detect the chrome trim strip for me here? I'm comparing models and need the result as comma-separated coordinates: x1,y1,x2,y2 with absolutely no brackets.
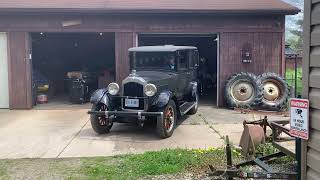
121,74,148,111
181,103,196,115
121,108,145,112
122,76,147,88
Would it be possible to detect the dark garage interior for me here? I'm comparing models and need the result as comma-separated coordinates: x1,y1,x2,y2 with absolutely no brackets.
31,33,115,108
138,34,218,105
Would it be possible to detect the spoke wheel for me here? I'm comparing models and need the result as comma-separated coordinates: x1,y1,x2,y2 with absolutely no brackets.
98,105,108,126
157,100,177,138
164,106,174,132
90,104,113,134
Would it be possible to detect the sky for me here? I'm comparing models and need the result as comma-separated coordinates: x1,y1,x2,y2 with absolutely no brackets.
283,0,304,39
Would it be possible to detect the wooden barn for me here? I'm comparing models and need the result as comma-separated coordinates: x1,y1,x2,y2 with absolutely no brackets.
0,0,299,109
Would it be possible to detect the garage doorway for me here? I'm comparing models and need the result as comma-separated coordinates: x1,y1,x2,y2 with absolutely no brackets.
31,33,115,109
138,34,219,106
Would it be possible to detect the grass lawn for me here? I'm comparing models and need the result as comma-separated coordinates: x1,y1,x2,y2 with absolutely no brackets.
0,148,243,180
285,68,302,97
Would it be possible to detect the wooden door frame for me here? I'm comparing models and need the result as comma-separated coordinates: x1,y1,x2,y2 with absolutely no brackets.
7,32,33,109
301,0,311,178
26,33,33,108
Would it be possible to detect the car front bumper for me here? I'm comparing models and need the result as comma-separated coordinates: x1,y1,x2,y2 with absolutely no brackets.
88,110,163,120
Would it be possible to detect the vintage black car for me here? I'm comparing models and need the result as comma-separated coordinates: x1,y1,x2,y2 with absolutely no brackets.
88,45,200,138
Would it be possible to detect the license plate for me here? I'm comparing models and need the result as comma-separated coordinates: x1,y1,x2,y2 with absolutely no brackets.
125,99,139,108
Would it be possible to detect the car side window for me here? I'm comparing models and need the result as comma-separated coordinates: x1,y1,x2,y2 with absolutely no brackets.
194,50,199,68
189,50,199,69
178,50,188,70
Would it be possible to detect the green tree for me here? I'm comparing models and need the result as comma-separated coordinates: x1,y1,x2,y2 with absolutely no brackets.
287,19,303,51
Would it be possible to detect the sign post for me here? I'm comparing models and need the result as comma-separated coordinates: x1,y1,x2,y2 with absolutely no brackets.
289,98,309,140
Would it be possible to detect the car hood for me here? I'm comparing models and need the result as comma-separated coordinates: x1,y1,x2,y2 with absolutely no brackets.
135,71,176,83
123,70,177,87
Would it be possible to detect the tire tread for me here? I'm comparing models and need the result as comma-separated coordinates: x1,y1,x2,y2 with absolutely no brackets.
224,72,263,109
258,72,290,111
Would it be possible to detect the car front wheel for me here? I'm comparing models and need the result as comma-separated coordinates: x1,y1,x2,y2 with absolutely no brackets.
90,103,113,134
157,100,177,138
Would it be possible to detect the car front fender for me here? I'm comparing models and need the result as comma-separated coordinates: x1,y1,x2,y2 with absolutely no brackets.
90,88,109,106
152,91,173,108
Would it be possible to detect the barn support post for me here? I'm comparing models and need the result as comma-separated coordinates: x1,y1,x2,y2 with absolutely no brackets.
115,32,138,84
7,32,32,109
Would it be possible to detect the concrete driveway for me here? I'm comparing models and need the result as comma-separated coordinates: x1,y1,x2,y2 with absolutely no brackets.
0,104,288,159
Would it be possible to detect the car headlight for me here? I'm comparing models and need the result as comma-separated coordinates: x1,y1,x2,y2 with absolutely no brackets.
144,84,157,97
107,82,120,95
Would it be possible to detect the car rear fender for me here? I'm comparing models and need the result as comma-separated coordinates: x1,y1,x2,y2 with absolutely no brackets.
90,88,109,106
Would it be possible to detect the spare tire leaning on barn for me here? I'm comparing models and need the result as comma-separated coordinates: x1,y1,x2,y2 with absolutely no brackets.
224,72,263,109
258,72,290,111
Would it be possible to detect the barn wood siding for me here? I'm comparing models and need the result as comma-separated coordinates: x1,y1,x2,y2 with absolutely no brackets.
7,32,32,109
115,32,137,83
2,14,285,108
0,15,284,33
285,56,302,70
302,0,320,179
218,32,282,106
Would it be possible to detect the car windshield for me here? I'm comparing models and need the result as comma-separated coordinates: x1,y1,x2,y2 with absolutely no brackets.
131,52,176,71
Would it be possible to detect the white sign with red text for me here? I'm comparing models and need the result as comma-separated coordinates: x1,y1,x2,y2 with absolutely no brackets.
290,98,309,140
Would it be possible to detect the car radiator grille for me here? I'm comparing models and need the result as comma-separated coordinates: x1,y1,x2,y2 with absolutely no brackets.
123,82,144,110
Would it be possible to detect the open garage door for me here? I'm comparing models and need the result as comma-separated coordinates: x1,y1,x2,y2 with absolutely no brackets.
31,33,115,109
138,34,219,106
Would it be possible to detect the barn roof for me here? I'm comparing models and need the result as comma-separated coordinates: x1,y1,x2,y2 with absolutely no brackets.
0,0,299,15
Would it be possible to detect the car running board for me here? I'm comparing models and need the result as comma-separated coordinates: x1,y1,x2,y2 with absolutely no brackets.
179,102,196,116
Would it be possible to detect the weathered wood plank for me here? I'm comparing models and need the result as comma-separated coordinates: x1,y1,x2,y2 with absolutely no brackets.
309,88,320,109
310,55,320,67
312,0,320,4
308,129,320,151
311,3,320,25
310,31,320,46
307,148,320,174
307,168,320,180
310,46,320,67
310,109,320,131
309,68,320,88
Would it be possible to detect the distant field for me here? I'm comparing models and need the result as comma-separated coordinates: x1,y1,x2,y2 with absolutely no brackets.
285,68,302,97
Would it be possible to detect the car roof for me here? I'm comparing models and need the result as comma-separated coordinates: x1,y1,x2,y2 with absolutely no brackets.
128,45,197,52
